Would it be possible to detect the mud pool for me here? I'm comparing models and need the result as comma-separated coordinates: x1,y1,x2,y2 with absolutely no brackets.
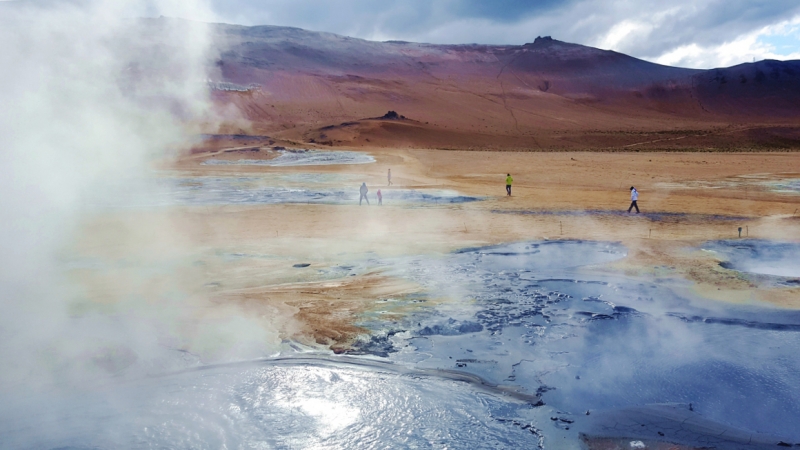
350,240,800,446
705,239,800,278
0,360,548,449
5,240,800,448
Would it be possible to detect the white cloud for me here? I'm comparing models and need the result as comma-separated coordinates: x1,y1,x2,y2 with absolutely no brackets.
596,20,654,51
654,15,800,68
128,0,800,69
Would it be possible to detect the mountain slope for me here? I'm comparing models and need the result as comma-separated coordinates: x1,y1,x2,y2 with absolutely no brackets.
197,21,800,150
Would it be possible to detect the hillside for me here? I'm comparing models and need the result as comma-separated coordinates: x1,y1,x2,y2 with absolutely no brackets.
195,20,800,151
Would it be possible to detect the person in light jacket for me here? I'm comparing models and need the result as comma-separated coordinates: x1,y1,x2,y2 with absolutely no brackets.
359,182,370,205
506,174,513,196
628,186,640,213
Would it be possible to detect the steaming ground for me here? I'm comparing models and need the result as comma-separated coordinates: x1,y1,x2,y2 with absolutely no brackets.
18,236,800,447
4,3,799,445
19,145,790,447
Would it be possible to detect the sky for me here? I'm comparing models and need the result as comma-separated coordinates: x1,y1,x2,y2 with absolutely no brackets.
199,0,800,69
1,0,799,69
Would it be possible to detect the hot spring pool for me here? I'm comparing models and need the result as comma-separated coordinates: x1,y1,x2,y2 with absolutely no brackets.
4,240,799,449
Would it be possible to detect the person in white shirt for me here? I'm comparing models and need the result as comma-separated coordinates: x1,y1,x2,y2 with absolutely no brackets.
628,186,640,213
387,169,392,186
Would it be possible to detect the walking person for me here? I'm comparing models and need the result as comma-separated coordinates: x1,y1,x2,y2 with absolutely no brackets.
387,169,392,186
506,173,513,196
359,182,370,205
377,189,383,205
628,186,640,213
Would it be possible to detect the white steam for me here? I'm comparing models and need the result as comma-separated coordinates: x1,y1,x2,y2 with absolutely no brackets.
0,0,277,393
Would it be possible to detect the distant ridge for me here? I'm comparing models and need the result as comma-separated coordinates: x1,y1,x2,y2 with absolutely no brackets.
179,19,800,150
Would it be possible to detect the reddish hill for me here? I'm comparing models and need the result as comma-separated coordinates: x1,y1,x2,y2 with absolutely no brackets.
197,21,800,150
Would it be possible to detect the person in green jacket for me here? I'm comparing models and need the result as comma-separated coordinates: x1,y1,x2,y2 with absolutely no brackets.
506,174,513,196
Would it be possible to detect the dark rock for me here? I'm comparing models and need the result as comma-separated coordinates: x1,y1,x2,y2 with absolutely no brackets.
381,111,402,120
293,263,311,268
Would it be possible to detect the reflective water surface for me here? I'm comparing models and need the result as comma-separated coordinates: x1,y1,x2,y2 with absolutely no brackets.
0,361,545,449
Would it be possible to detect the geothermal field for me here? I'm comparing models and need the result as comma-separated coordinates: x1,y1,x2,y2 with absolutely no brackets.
2,5,800,450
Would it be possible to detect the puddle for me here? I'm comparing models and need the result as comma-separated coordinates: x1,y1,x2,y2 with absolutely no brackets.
704,240,800,278
202,149,375,166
